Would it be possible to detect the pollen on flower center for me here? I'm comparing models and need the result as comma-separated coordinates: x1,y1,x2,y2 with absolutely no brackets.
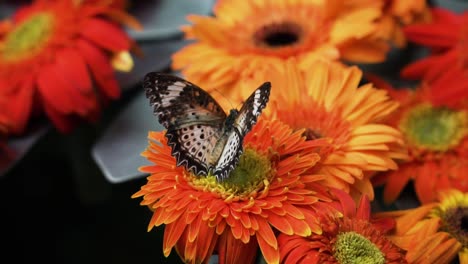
1,13,54,62
334,231,386,264
221,148,273,195
400,103,468,152
189,148,273,198
253,22,303,48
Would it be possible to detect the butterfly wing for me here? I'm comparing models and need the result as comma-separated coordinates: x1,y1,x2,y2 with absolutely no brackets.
234,82,271,134
144,72,228,176
212,82,271,180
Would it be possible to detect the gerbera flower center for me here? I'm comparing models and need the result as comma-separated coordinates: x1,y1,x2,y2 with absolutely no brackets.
1,13,54,62
400,104,468,152
303,128,323,141
438,206,468,248
190,148,273,197
334,231,385,264
253,22,302,48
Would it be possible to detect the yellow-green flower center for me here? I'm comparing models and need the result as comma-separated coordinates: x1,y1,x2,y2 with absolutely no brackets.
400,104,467,152
1,13,54,62
334,231,385,264
190,148,273,197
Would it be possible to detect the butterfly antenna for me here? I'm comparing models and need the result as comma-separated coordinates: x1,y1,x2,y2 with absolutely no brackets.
210,87,237,110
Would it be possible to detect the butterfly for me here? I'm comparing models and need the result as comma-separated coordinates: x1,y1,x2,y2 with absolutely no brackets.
144,72,271,181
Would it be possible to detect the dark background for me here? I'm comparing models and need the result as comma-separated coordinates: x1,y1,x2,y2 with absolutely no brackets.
1,88,184,263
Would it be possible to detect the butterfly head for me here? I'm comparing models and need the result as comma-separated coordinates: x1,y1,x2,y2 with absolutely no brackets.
224,109,239,128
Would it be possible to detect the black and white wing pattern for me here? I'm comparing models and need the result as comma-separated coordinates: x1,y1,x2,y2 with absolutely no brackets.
144,72,271,180
211,83,271,179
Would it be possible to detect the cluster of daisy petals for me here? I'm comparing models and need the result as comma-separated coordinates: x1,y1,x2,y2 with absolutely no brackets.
133,0,468,263
0,0,140,140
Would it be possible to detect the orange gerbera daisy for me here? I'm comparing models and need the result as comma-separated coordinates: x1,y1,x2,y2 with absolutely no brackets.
339,0,430,61
132,118,336,264
0,0,140,134
376,189,468,264
238,59,407,201
278,189,407,263
172,0,392,102
400,8,468,108
369,77,468,205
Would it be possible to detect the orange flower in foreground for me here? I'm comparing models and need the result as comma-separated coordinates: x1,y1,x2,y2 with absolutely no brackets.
172,0,393,101
369,78,468,205
278,189,406,263
376,189,468,263
0,0,140,134
238,60,407,201
400,8,468,108
132,118,336,264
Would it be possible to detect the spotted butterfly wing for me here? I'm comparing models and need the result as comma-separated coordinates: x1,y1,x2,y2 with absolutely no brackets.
211,84,271,179
144,72,271,180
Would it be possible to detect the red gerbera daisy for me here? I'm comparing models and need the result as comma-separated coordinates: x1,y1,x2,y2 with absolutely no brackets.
400,8,468,108
0,0,140,133
368,77,468,205
278,189,407,263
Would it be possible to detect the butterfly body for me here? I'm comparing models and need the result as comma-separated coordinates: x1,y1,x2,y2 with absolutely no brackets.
144,72,270,180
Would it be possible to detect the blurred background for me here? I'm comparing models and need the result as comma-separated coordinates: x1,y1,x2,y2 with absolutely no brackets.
0,0,466,263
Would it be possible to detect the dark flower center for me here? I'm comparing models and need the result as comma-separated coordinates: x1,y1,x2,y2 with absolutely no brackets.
303,128,322,141
462,215,468,232
440,207,468,247
254,22,302,48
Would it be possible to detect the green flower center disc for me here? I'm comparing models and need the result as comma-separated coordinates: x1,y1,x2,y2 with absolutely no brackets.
400,104,467,152
191,148,272,197
334,231,385,264
2,13,54,62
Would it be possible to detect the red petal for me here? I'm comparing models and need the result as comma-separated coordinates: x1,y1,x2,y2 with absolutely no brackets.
356,195,371,221
429,67,468,107
80,18,130,51
424,49,458,82
43,104,75,133
400,56,438,80
163,217,188,255
267,213,294,235
55,48,93,95
403,26,458,49
414,162,437,203
281,240,313,264
431,8,461,24
36,65,76,114
5,76,34,134
76,39,120,99
256,233,280,264
196,224,218,263
218,231,258,264
331,189,356,218
383,166,412,204
37,63,97,116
